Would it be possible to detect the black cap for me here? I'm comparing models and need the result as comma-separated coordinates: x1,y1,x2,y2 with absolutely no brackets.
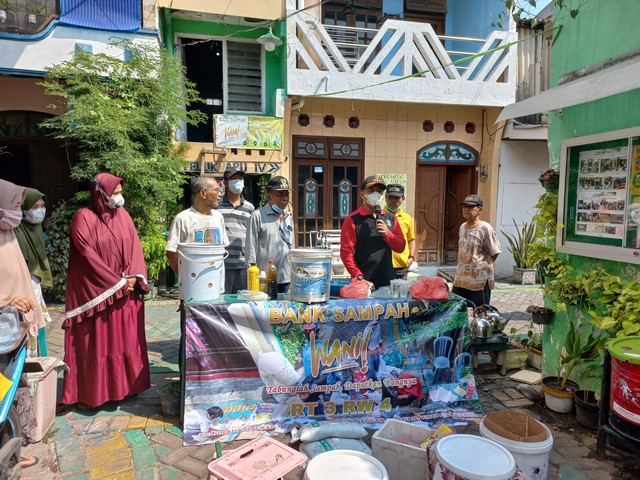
223,167,245,180
461,194,484,207
266,175,291,191
361,175,386,190
386,184,404,197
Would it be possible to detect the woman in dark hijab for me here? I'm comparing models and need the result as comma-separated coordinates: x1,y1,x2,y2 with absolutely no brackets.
62,173,151,409
15,188,53,356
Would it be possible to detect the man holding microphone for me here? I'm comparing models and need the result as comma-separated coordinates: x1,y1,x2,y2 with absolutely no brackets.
340,176,406,290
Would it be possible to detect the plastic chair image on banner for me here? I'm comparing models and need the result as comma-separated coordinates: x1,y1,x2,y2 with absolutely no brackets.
432,336,453,384
454,352,473,382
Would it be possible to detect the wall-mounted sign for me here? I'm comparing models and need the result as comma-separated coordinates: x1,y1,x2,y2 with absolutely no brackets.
184,161,280,175
558,127,640,262
214,115,284,150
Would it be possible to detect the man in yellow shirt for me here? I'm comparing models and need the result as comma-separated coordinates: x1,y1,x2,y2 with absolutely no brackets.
384,184,416,279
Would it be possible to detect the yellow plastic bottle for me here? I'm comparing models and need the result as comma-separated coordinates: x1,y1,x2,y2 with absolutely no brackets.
247,263,260,291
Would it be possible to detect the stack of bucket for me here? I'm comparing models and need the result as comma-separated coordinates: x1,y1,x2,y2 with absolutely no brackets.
479,410,553,480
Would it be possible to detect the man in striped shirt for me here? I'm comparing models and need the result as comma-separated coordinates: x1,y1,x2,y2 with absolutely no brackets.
217,167,255,293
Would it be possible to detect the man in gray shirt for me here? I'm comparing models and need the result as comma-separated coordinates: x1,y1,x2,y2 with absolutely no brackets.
217,167,255,293
245,176,294,293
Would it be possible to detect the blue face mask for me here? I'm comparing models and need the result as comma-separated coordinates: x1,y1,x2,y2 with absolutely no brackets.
272,203,284,214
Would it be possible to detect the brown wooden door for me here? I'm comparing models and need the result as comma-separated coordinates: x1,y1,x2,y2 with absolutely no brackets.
443,165,476,264
416,165,445,265
293,136,364,247
415,142,478,265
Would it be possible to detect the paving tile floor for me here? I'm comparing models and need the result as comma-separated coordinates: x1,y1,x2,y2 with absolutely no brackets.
17,282,640,479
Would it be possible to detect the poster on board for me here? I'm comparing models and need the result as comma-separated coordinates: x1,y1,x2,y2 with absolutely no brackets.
182,297,480,446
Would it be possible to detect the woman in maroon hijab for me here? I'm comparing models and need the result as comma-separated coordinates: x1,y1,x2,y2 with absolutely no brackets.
62,173,151,408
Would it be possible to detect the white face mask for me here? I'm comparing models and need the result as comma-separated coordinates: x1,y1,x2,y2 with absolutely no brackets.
106,194,125,209
0,209,22,230
365,191,383,207
227,179,244,195
23,207,46,224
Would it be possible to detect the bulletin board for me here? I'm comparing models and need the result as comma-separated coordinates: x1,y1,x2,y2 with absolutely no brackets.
558,127,640,260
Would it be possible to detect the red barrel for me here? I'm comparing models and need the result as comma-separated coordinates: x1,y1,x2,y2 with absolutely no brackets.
609,336,640,438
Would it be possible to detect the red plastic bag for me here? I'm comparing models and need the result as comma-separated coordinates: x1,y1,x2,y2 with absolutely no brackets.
339,279,371,299
409,276,449,300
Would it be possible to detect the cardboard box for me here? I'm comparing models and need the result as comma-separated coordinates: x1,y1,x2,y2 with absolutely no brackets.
372,419,434,480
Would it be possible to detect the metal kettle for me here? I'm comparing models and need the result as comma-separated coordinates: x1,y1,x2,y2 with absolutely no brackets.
470,305,506,338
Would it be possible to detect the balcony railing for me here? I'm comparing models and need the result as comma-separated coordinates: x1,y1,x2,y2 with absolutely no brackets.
287,11,517,106
0,0,58,35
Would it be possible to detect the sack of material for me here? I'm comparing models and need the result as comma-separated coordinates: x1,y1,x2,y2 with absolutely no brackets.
299,422,368,443
299,437,371,459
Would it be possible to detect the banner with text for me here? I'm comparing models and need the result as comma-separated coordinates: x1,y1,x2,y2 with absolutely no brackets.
214,115,284,150
183,298,478,446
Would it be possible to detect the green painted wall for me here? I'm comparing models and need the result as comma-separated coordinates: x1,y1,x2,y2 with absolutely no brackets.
542,0,640,392
158,11,286,116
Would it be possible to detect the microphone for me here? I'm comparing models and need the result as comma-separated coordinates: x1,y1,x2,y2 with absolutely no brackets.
374,205,381,219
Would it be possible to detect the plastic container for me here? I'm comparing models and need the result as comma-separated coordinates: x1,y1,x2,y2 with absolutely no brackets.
305,450,388,480
480,411,553,480
266,260,278,300
177,243,228,302
24,357,60,442
288,248,332,303
609,336,640,439
247,263,260,291
433,434,515,480
371,418,433,480
259,271,267,294
208,436,307,480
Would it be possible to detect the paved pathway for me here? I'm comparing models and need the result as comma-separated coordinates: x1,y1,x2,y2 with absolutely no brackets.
18,282,638,479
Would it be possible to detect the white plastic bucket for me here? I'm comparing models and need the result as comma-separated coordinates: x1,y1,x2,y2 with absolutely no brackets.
433,434,515,480
178,243,228,302
480,415,553,480
289,248,332,303
305,450,389,480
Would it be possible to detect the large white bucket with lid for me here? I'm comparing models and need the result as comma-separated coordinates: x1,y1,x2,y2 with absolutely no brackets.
178,243,228,302
480,412,553,480
433,434,516,480
289,248,333,303
305,450,388,480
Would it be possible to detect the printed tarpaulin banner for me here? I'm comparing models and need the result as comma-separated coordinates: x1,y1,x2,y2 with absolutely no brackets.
183,298,479,446
214,115,283,150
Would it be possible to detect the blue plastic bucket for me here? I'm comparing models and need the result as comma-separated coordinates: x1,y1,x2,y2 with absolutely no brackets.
289,249,332,303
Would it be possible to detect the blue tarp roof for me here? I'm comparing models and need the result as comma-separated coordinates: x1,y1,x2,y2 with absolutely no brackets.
60,0,141,31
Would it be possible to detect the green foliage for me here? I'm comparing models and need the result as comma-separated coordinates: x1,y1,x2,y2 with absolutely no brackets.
509,321,542,349
39,38,206,286
590,275,640,338
0,0,15,13
45,200,78,302
501,218,537,269
494,0,586,29
556,325,604,388
139,215,168,282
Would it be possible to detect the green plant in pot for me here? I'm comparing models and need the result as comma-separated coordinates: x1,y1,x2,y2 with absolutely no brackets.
509,321,543,370
574,363,602,430
541,326,604,413
501,218,537,285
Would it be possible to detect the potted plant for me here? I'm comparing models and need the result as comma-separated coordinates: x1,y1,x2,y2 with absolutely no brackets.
526,304,554,325
574,387,599,430
541,326,603,413
510,321,544,370
501,218,537,285
538,168,560,191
